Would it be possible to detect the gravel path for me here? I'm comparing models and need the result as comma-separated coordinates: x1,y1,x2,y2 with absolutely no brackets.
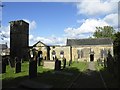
88,61,96,71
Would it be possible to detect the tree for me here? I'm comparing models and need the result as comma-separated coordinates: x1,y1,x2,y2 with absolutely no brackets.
93,26,115,40
113,32,120,87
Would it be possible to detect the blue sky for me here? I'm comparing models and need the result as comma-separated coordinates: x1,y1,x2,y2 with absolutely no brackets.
0,0,119,47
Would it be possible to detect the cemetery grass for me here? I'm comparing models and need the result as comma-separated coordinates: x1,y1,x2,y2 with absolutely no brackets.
95,62,118,88
33,61,87,88
1,61,88,88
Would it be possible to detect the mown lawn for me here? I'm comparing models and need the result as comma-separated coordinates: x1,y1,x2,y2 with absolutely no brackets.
1,61,87,88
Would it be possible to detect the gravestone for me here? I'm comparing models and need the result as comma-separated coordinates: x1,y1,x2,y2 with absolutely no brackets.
69,60,72,66
104,58,107,68
2,58,6,73
29,60,37,78
15,57,21,73
62,58,66,69
37,51,43,66
28,48,38,78
54,59,61,71
107,52,114,74
8,58,15,68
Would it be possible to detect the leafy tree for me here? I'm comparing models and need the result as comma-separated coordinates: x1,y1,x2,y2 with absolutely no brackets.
113,32,120,87
93,26,115,40
113,32,120,55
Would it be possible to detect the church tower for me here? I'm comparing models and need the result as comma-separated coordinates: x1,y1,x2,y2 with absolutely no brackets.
10,20,29,60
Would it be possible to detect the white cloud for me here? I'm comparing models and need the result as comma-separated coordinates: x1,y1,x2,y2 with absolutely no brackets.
103,13,118,28
29,34,34,40
76,0,118,16
30,35,66,46
0,25,10,47
23,19,37,30
64,18,109,38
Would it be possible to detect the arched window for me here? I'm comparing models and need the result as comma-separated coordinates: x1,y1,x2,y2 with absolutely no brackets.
90,48,94,55
52,50,56,60
60,50,64,55
52,50,56,55
100,49,104,58
77,49,84,59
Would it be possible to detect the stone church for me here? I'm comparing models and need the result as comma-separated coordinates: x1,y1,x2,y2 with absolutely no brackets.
9,20,113,62
32,38,113,62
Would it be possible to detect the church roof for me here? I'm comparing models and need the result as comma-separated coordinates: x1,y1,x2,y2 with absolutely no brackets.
32,41,48,47
67,38,113,46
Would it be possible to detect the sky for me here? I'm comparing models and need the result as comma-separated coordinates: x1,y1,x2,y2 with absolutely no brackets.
0,0,119,47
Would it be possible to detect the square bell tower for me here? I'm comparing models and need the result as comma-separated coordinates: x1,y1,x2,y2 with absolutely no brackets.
10,20,29,60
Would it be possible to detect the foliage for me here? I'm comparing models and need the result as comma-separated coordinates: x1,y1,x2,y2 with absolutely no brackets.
93,26,115,40
113,32,120,56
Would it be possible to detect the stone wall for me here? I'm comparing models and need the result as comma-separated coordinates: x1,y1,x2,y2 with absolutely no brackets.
50,46,71,61
71,45,113,62
32,41,113,62
34,46,47,60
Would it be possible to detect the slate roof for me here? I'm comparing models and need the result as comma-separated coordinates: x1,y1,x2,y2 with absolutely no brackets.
67,38,113,46
32,41,48,47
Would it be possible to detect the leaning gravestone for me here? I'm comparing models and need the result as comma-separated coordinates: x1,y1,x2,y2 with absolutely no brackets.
15,57,21,73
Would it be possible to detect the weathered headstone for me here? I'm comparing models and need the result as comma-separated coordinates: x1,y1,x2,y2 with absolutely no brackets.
69,60,72,66
62,58,66,69
107,52,114,74
15,57,21,73
104,58,107,68
54,59,61,71
8,58,15,68
29,49,37,78
2,58,6,73
37,51,43,66
29,60,37,78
